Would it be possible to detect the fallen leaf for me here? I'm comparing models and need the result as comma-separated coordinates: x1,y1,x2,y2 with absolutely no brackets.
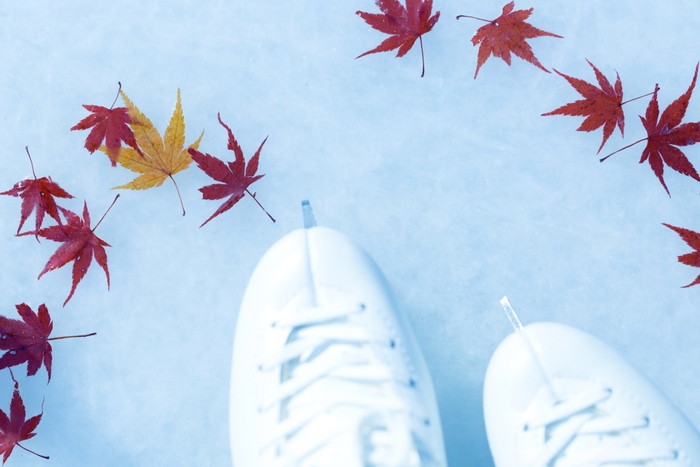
0,375,46,463
459,1,562,79
106,89,203,215
664,223,700,288
189,113,274,227
31,198,116,306
601,64,700,195
639,65,700,195
1,148,74,239
0,304,53,381
356,0,440,77
543,60,624,154
71,84,142,166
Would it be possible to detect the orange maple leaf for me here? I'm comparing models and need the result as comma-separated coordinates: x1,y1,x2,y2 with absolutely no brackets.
103,89,203,215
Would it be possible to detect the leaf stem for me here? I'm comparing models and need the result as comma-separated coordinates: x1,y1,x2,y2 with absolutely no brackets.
245,189,276,223
599,137,647,162
109,82,122,111
92,194,120,232
419,35,426,78
25,146,37,179
17,443,49,460
48,332,96,341
621,90,655,106
456,14,493,23
169,175,186,216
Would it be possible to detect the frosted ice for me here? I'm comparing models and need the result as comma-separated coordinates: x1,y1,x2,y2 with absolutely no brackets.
0,1,698,466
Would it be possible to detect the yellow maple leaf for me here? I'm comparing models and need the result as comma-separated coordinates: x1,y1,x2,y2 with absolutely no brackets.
102,89,203,215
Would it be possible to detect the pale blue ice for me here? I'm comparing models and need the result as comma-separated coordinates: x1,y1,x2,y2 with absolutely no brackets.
1,1,699,465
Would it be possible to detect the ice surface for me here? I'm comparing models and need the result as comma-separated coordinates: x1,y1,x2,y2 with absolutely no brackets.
1,1,700,466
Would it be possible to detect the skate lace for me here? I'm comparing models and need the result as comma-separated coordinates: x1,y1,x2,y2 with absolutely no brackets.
525,387,678,467
257,298,422,467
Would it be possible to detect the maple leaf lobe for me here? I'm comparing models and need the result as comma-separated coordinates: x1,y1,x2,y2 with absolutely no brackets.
469,1,562,79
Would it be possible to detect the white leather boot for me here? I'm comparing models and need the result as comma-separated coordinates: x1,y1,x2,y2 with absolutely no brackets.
484,321,700,467
230,213,446,466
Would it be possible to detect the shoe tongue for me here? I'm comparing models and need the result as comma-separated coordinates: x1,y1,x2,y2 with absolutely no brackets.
282,405,418,467
283,408,366,467
280,312,423,466
360,412,421,467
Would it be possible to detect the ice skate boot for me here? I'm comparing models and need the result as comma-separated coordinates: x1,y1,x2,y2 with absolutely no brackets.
484,313,700,466
230,202,447,467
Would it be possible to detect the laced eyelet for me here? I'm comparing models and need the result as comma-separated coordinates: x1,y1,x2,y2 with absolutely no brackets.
390,339,396,348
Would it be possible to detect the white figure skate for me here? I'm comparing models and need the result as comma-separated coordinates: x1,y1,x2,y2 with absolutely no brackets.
484,304,700,467
230,202,447,467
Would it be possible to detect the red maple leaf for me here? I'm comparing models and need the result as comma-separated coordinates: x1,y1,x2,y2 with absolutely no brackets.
639,65,700,195
0,148,73,239
459,1,562,79
543,60,624,154
356,0,440,77
70,84,142,166
0,304,53,381
0,374,47,463
601,63,700,196
30,197,117,306
664,223,700,288
188,114,274,227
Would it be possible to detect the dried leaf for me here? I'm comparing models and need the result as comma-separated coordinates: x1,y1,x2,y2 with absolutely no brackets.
543,60,624,153
0,304,53,381
664,223,700,288
356,0,440,77
71,103,142,166
639,64,700,195
106,89,203,215
189,114,273,226
30,201,112,306
1,176,73,240
0,376,45,463
461,1,562,79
